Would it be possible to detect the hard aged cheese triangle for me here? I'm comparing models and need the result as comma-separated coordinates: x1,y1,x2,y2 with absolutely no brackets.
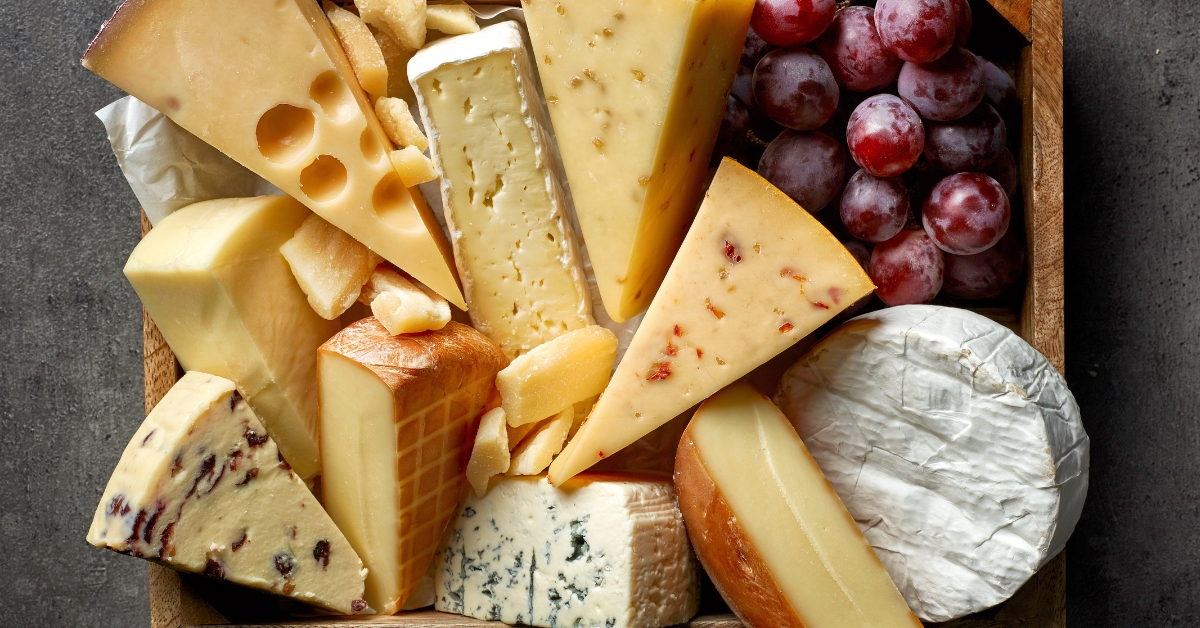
82,0,464,309
524,0,754,322
549,159,875,484
87,372,367,615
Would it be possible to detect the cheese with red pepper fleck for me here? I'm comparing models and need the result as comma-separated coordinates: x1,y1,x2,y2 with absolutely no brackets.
549,159,874,484
87,372,367,614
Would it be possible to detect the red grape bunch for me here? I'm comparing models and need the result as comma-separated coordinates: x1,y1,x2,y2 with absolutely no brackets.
713,0,1026,308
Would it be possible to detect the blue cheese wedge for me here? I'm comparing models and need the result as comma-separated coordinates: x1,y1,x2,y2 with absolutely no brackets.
410,22,592,358
87,372,367,615
434,474,699,628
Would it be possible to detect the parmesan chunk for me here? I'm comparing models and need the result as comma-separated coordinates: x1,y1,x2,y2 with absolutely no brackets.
425,2,479,35
389,147,438,187
466,407,509,497
324,1,388,97
507,406,573,476
506,419,539,450
375,97,429,151
371,26,418,101
357,0,426,50
360,266,451,335
496,326,617,427
282,214,382,320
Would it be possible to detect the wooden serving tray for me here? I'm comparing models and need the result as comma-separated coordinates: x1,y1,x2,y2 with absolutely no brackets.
138,0,1066,626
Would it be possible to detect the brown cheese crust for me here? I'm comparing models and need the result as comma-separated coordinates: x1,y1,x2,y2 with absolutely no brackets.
320,318,508,411
674,430,808,628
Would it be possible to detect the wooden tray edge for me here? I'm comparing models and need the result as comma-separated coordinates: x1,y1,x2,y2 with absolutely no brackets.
143,0,1069,624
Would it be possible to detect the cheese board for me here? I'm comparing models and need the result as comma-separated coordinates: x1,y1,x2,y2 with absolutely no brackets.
85,0,1069,624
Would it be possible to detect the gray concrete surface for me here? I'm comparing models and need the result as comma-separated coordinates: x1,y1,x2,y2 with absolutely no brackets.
1062,2,1200,624
0,0,1194,626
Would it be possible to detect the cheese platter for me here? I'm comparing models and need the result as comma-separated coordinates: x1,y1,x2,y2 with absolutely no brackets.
79,0,1072,625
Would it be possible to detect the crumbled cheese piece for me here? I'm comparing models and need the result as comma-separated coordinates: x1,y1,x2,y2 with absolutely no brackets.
425,2,479,35
375,97,429,151
324,1,388,97
357,0,426,50
359,266,450,335
496,325,617,427
389,147,438,187
507,406,572,476
466,408,509,496
282,214,382,320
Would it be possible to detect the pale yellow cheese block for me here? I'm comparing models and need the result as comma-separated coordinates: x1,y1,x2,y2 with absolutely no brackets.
82,0,464,308
125,196,340,479
549,160,874,484
410,22,593,358
318,319,507,614
88,372,367,615
524,0,754,322
674,383,921,628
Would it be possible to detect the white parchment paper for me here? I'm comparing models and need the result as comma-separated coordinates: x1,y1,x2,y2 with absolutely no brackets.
96,96,281,226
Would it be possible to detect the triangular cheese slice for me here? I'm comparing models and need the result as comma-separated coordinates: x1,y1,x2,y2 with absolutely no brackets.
87,372,367,615
524,0,754,322
549,159,875,484
82,0,464,308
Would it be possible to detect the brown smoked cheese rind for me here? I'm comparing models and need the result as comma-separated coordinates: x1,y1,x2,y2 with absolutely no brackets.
675,432,806,628
673,383,921,628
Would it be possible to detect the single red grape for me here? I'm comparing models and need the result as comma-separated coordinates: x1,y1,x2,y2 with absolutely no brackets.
898,47,985,121
924,103,1007,172
751,0,838,47
952,0,972,46
982,146,1019,197
753,48,840,130
870,228,945,305
816,6,904,92
759,130,846,212
742,25,774,68
731,62,756,109
875,0,958,63
712,96,751,166
840,170,910,242
944,227,1025,299
846,94,925,177
981,58,1020,118
922,172,1010,255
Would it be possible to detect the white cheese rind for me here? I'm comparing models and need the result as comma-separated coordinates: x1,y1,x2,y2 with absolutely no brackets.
87,372,366,614
434,476,699,628
410,22,592,358
774,305,1090,622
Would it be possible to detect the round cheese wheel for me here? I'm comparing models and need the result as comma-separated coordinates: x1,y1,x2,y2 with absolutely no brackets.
774,305,1089,622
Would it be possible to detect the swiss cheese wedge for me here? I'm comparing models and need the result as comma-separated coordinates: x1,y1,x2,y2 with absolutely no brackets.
675,383,921,628
549,159,874,483
317,319,507,613
82,0,464,308
524,0,754,322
